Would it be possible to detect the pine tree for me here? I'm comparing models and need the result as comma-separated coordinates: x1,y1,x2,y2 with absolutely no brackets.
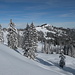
7,19,18,50
17,29,23,48
59,50,65,68
22,24,33,58
44,40,49,54
22,23,38,59
29,22,38,51
22,24,31,49
0,24,4,43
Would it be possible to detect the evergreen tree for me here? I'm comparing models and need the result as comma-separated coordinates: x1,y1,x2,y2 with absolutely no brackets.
59,49,65,68
7,19,18,50
17,29,24,48
22,23,38,59
44,40,47,53
43,39,51,54
22,24,31,49
29,22,38,51
0,24,4,43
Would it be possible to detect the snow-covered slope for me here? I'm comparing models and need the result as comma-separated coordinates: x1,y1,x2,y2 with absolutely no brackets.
0,44,75,75
0,44,60,75
36,24,67,37
36,25,56,34
36,53,75,75
36,42,75,75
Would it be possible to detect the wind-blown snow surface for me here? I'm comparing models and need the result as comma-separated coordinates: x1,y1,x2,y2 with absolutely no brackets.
0,44,75,75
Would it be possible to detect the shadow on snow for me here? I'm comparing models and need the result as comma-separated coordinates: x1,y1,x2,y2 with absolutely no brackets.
36,57,53,66
63,66,75,75
48,60,75,75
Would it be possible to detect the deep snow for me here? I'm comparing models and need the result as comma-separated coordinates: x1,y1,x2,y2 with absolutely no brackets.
0,44,75,75
0,44,59,75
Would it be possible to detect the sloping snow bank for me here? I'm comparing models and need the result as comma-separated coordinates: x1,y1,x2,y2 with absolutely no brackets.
36,53,75,75
0,44,60,75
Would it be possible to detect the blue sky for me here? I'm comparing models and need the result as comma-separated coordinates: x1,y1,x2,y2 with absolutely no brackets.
0,0,75,28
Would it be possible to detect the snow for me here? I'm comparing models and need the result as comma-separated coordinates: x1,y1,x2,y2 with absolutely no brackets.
0,44,59,75
3,30,8,45
36,53,75,75
36,41,44,52
0,44,75,75
45,37,54,40
36,26,56,34
2,28,75,75
18,30,23,36
36,26,56,39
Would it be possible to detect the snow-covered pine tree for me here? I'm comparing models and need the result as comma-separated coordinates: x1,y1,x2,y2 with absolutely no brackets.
22,23,38,59
17,29,24,48
22,24,31,50
44,39,49,54
59,49,66,68
22,24,33,58
0,24,4,43
7,19,18,50
29,22,38,51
